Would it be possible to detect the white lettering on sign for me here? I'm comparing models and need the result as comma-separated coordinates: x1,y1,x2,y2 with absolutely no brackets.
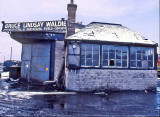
5,23,20,29
24,22,44,28
46,21,66,27
2,20,67,32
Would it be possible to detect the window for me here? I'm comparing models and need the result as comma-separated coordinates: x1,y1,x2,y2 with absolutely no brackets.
78,43,155,69
67,43,80,69
102,45,128,68
81,44,100,67
130,47,154,68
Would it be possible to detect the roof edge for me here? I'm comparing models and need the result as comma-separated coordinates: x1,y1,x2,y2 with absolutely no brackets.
90,22,122,26
65,39,157,46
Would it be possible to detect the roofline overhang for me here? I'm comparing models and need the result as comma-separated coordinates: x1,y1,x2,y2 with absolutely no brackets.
65,39,158,47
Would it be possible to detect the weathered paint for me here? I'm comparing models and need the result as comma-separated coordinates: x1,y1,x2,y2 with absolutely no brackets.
54,41,65,80
21,42,51,81
30,42,50,81
65,69,157,92
10,32,65,43
49,41,55,80
21,44,32,80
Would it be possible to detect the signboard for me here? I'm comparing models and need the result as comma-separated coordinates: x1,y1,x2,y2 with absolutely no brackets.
11,32,65,41
1,20,67,33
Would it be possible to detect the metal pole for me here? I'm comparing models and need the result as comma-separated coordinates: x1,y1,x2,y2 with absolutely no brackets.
3,56,5,62
10,47,12,60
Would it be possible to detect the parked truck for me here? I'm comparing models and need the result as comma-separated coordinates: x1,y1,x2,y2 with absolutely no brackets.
3,60,21,79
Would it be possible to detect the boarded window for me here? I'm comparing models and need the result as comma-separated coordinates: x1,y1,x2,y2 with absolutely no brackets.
67,43,80,69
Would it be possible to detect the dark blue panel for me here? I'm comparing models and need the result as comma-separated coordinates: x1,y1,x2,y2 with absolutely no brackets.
10,32,65,42
49,41,55,80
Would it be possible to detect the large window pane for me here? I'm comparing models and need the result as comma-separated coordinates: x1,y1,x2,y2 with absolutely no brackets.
116,50,121,59
81,58,85,66
103,60,108,66
86,52,92,58
86,59,92,66
148,60,153,67
103,53,108,60
130,61,136,67
81,44,100,67
130,48,136,60
116,60,121,66
122,61,127,67
148,55,153,60
130,47,154,69
86,45,92,51
137,61,142,68
137,53,141,60
109,52,115,59
122,52,127,60
93,60,99,66
142,54,147,60
102,45,128,68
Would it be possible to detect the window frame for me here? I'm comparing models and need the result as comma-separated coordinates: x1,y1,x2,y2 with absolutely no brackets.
76,42,156,70
129,47,154,69
80,43,100,68
101,45,129,68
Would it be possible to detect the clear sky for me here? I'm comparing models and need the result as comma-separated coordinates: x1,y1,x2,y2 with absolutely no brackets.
0,0,159,62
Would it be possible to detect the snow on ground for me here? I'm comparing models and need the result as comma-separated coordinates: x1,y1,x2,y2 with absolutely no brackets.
0,78,160,116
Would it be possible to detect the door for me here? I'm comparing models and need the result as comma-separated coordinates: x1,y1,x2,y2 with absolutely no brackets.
21,44,32,81
30,42,51,81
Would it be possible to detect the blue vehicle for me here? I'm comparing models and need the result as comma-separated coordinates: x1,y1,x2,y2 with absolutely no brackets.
3,60,21,72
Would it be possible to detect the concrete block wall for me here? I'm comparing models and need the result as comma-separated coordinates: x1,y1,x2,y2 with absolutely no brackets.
65,69,157,92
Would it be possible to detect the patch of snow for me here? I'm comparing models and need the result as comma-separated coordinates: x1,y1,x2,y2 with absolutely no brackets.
66,22,156,45
10,78,19,82
1,72,9,79
157,87,160,92
8,91,77,96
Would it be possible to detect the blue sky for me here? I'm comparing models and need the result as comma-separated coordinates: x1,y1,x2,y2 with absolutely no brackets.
0,0,159,62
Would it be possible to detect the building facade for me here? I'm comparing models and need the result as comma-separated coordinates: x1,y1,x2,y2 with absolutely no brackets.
65,22,158,92
1,0,158,91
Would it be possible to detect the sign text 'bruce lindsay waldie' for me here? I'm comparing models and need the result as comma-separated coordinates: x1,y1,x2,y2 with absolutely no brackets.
1,20,67,33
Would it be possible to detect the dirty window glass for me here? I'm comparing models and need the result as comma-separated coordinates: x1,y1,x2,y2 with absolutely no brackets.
81,44,100,67
130,47,154,68
67,43,81,69
102,45,128,68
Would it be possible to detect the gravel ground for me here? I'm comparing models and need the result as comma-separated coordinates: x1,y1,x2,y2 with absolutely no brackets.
0,78,160,117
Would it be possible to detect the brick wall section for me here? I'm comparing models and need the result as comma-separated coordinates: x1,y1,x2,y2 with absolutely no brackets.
65,69,157,92
54,41,65,80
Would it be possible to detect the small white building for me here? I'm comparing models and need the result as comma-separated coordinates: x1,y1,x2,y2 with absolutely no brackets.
65,22,158,92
